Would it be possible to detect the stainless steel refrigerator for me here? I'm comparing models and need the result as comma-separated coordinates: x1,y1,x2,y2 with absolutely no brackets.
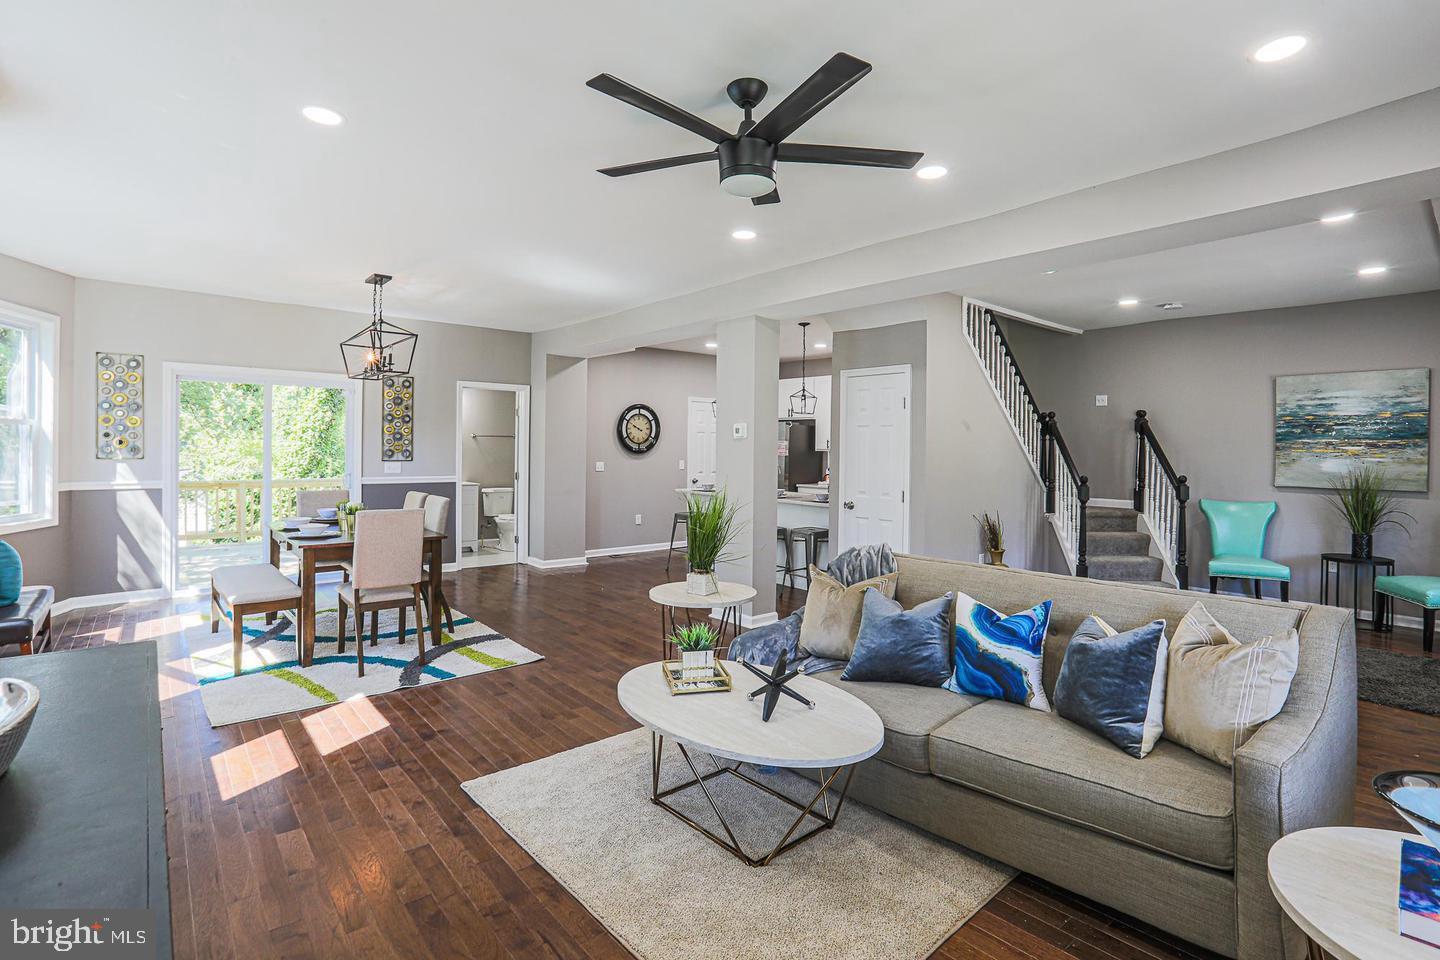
777,420,823,492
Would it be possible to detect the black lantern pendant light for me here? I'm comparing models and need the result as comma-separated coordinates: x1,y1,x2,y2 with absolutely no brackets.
788,321,817,417
341,274,418,380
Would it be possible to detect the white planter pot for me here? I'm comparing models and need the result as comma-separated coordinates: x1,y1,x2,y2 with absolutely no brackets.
686,570,719,596
680,648,715,680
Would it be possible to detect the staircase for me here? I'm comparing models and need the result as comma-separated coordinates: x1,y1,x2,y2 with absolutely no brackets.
1087,507,1167,586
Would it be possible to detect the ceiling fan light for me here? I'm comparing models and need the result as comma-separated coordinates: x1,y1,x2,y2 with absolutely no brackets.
721,172,776,199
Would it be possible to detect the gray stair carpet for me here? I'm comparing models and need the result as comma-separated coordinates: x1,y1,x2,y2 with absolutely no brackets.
1085,506,1167,585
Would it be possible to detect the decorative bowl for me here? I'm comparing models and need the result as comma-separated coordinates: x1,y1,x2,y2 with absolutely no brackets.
1374,770,1440,850
0,677,40,777
315,507,339,520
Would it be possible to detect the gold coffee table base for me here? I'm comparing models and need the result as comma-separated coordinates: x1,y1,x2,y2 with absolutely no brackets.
648,732,857,867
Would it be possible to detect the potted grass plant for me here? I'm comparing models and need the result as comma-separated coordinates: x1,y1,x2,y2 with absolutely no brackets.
684,488,744,596
670,622,719,679
975,512,1006,566
1327,464,1413,559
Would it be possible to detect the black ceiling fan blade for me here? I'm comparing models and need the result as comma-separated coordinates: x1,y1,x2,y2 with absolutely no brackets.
586,74,732,144
777,143,923,169
751,187,781,205
598,152,716,177
748,53,872,145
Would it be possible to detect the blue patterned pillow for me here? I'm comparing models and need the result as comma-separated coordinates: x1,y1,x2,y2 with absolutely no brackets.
944,593,1052,711
1054,616,1169,758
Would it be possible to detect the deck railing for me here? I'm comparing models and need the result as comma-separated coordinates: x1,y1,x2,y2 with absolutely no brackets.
178,478,344,544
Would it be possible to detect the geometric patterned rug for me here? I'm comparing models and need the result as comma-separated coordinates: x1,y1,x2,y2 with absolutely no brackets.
191,592,542,726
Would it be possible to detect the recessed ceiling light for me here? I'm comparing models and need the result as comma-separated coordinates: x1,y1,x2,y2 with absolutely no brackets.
1321,211,1355,224
813,342,828,349
1157,302,1185,311
915,165,948,180
301,105,344,126
731,228,757,241
1118,298,1140,307
1252,35,1307,63
704,341,718,349
1357,265,1389,277
1043,269,1057,275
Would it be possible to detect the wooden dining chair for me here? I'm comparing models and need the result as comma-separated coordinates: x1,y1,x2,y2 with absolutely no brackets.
421,494,455,633
336,509,427,677
403,491,429,510
295,488,352,582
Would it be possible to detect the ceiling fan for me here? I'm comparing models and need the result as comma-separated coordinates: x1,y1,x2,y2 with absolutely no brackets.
586,52,923,205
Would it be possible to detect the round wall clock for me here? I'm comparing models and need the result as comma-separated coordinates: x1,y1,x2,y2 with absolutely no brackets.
617,403,660,454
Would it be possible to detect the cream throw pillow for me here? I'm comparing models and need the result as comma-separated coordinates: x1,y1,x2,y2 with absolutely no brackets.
798,567,899,661
1163,601,1299,767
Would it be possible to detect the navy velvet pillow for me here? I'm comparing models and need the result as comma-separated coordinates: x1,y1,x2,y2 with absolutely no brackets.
1054,616,1169,758
841,588,954,686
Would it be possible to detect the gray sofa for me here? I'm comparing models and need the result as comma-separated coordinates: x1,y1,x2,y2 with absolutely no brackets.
741,554,1357,960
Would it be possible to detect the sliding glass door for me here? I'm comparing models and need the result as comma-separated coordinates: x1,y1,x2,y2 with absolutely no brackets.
170,367,358,591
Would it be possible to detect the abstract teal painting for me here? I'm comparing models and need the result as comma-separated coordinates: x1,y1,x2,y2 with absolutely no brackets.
1274,367,1429,491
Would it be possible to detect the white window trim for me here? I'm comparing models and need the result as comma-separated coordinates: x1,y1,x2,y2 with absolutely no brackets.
0,299,58,535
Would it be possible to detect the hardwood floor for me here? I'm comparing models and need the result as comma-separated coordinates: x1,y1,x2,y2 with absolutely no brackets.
47,553,1440,960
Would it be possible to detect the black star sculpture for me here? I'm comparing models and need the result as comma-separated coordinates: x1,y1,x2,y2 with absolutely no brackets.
740,650,815,721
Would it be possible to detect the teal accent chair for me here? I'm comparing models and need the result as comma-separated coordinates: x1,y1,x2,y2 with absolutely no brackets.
1200,499,1291,601
1373,576,1439,653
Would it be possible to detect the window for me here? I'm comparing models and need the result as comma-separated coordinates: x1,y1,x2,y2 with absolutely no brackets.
0,300,56,533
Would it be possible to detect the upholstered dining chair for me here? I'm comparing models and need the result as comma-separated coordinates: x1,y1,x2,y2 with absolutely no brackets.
1200,499,1291,601
421,494,455,633
295,488,351,581
337,509,427,677
403,491,430,510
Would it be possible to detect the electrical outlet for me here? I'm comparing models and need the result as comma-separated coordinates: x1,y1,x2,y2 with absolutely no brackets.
732,422,748,439
1095,394,1109,407
634,514,643,525
594,461,605,472
678,459,685,470
383,463,401,475
978,552,986,563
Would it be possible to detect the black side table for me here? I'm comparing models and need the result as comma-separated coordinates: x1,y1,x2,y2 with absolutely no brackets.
1320,553,1394,632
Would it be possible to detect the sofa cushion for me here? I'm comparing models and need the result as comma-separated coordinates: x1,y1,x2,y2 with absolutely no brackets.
798,568,899,661
929,700,1236,870
812,670,982,774
945,593,1053,711
842,589,953,686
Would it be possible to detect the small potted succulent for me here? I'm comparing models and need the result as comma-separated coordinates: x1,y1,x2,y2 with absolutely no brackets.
683,488,744,596
975,512,1006,566
670,622,719,680
1327,465,1412,559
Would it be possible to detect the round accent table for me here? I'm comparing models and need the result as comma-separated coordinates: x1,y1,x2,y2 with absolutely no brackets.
1267,826,1438,959
617,660,883,866
648,580,757,659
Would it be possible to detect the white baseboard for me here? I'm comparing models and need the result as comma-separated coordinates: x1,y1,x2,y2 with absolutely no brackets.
52,587,171,616
584,541,681,559
526,555,589,570
1089,498,1132,509
739,610,779,629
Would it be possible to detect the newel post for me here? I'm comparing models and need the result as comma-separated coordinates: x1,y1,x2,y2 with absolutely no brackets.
1041,412,1058,515
1175,474,1190,590
1132,409,1148,512
1076,475,1090,578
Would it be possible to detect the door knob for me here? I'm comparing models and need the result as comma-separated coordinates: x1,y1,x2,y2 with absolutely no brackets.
843,500,855,510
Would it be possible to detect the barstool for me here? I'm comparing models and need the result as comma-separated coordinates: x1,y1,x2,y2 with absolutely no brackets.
776,526,796,588
789,527,830,588
666,512,688,574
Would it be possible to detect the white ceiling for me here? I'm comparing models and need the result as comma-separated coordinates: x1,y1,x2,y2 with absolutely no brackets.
965,201,1440,330
658,317,833,361
4,2,1440,332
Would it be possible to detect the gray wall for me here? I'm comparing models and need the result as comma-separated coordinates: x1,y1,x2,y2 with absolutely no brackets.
360,481,459,564
585,348,716,551
1008,290,1440,603
779,357,831,379
461,387,517,540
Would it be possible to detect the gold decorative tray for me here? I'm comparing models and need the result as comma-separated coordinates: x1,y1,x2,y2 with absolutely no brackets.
661,658,732,695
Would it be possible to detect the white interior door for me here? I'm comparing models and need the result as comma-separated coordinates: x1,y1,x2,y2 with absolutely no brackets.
839,367,909,552
686,397,717,489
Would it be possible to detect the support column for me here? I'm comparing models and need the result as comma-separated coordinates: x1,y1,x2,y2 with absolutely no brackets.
527,350,588,565
714,316,779,623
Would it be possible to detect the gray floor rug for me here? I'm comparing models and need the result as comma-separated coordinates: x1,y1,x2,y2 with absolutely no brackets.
462,728,1015,960
1357,647,1440,715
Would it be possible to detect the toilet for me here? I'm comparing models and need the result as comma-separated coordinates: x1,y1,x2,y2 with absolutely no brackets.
481,486,516,551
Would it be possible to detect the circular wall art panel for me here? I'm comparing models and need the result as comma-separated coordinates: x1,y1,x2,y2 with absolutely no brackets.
96,352,144,460
380,375,414,462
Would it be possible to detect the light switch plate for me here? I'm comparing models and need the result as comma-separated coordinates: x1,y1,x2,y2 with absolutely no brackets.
1095,394,1109,407
383,463,401,475
678,459,685,470
732,422,748,439
594,461,605,472
634,514,643,525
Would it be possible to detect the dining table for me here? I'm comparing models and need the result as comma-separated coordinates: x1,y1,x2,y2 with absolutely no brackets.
268,521,448,667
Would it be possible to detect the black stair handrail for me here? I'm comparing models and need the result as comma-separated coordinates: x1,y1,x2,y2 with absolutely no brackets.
1041,411,1090,578
1133,410,1190,589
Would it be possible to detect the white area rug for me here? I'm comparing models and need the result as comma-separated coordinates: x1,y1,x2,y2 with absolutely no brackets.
463,728,1015,960
192,596,542,726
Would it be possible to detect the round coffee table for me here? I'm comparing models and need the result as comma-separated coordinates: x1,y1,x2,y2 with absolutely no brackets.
1268,827,1438,959
617,660,883,866
648,580,757,658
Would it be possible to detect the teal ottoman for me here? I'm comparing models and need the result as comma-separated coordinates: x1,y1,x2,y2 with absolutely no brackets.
1374,576,1439,653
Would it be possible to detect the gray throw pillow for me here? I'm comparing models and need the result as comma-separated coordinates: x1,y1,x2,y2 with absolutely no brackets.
1054,616,1169,759
841,589,954,686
